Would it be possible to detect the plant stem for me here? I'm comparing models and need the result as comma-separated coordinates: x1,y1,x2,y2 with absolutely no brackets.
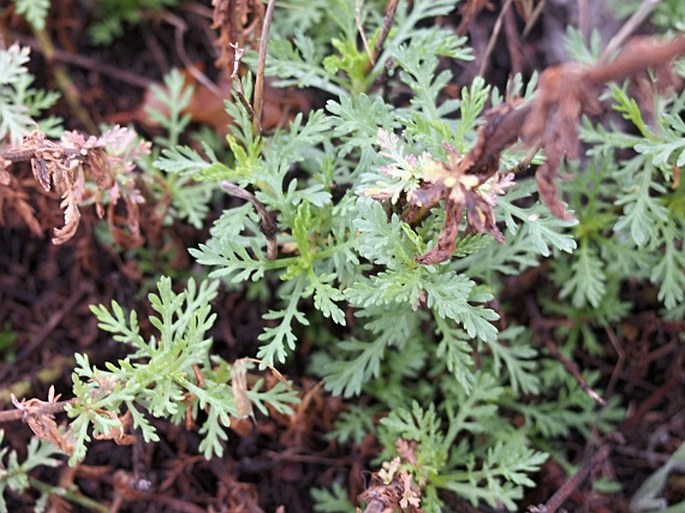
33,29,98,133
29,477,110,513
253,0,278,136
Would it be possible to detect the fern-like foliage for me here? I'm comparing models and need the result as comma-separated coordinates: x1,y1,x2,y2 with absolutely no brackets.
12,0,50,30
560,75,685,319
0,431,61,512
0,45,61,143
67,276,298,464
153,4,624,511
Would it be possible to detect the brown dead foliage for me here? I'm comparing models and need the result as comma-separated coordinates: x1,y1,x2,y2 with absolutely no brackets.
212,0,265,73
520,63,602,220
0,176,43,236
0,126,150,247
11,386,75,456
358,453,423,513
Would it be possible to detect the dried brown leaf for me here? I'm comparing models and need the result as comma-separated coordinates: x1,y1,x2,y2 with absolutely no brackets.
52,170,84,245
11,386,74,456
519,64,602,219
0,157,9,186
396,439,417,465
416,199,464,265
212,0,265,72
0,183,44,236
232,358,255,420
359,467,423,513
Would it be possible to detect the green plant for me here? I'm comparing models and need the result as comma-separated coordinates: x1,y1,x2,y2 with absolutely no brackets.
141,68,215,230
630,440,685,513
10,0,50,31
66,276,299,464
151,1,634,510
0,44,61,144
0,431,61,512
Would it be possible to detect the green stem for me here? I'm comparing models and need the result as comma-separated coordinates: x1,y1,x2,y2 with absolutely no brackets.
29,477,109,513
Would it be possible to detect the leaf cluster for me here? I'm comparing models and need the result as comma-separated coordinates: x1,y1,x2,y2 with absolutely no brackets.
67,277,298,464
0,431,61,513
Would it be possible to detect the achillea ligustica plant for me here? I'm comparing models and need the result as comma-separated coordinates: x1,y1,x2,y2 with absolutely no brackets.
1,1,685,512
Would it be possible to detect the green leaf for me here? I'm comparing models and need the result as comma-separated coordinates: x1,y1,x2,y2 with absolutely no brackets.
13,0,50,30
486,326,539,395
423,271,499,343
257,279,309,366
631,441,685,512
560,242,606,308
614,161,669,246
323,306,418,397
190,239,267,283
435,317,475,393
650,225,685,310
312,482,356,513
145,68,193,147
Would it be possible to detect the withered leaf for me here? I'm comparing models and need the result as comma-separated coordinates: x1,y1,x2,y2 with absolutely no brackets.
232,358,255,420
52,172,84,245
0,157,11,186
11,386,75,456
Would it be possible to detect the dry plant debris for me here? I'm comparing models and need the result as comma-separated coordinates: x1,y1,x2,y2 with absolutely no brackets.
0,126,150,246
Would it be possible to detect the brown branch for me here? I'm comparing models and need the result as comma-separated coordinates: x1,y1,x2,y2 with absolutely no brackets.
469,102,532,178
252,0,277,136
525,296,606,406
477,0,513,77
370,0,400,66
12,34,153,89
0,139,88,164
0,399,73,423
469,34,685,180
529,440,614,513
586,35,685,87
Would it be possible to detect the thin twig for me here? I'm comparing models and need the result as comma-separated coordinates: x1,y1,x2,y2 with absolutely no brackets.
529,440,614,513
525,296,606,406
163,11,222,97
229,43,256,119
0,399,73,423
355,0,373,63
478,0,513,77
12,34,153,89
253,0,278,136
33,29,98,133
522,0,547,38
13,287,87,368
0,145,83,162
220,181,278,259
370,0,400,67
603,0,661,60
